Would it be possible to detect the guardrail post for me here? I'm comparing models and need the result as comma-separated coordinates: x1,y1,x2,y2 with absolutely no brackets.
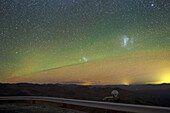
111,103,117,113
62,103,66,108
32,100,36,104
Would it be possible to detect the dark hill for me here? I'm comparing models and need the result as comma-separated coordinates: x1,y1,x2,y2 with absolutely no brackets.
0,83,170,107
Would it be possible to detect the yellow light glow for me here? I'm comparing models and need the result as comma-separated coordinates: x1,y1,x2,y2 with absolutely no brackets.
157,76,170,84
150,70,170,84
159,70,170,83
123,81,130,85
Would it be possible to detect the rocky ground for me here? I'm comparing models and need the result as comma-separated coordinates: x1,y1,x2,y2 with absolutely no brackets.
0,103,87,113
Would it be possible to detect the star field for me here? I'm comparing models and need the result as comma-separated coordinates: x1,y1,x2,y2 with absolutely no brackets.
0,0,170,85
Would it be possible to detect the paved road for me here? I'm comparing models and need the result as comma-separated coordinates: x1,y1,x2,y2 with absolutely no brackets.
0,103,87,113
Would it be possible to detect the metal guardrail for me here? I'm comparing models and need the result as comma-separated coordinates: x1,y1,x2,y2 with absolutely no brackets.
0,96,170,113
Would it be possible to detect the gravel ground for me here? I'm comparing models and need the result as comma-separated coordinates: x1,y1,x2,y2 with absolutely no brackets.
0,103,87,113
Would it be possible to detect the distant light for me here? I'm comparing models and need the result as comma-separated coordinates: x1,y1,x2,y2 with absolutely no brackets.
123,82,129,85
151,3,154,7
16,51,18,54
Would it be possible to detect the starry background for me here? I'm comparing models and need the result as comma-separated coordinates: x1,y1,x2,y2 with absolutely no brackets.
0,0,170,85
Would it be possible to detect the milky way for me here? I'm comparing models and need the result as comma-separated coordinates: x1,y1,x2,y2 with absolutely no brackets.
0,0,170,85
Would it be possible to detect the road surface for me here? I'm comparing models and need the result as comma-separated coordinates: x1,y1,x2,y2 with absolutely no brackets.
0,103,87,113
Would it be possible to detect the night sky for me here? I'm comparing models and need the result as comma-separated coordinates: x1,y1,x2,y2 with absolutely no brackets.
0,0,170,85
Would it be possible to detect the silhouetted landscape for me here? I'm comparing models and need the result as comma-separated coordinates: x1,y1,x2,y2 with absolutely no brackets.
0,83,170,107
